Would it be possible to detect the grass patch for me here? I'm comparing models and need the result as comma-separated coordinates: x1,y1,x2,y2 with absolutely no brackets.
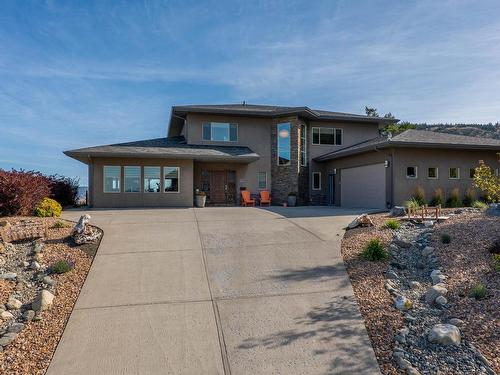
470,283,487,300
383,219,400,230
493,255,500,272
404,198,421,211
441,233,451,244
362,239,388,261
50,259,73,274
52,220,70,229
472,200,488,209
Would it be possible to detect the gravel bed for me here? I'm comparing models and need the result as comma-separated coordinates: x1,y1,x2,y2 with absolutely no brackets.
0,216,100,375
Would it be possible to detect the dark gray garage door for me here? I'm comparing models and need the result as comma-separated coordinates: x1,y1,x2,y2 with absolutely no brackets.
340,163,386,209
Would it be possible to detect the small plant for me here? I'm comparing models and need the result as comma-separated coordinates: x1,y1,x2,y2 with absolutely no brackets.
53,220,70,228
462,188,475,207
34,197,62,217
441,233,451,244
50,259,73,274
383,219,401,230
493,254,500,272
430,188,444,206
446,188,462,208
469,283,487,300
362,239,388,261
404,198,421,211
413,186,426,206
472,200,488,209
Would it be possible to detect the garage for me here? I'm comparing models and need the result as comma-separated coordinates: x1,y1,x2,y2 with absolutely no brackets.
340,163,386,209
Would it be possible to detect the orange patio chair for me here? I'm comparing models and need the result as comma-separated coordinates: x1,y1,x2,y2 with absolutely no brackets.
259,191,271,206
241,190,255,207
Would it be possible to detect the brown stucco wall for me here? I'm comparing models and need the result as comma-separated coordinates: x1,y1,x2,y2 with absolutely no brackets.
90,157,194,208
186,113,271,195
392,148,499,205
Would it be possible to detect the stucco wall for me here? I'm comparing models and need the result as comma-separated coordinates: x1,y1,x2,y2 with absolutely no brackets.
90,157,194,208
392,148,499,205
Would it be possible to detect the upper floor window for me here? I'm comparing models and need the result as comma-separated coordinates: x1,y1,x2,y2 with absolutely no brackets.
406,166,417,179
164,167,180,192
277,122,291,165
300,124,307,166
144,166,161,192
103,166,121,193
202,122,238,142
449,167,460,179
124,166,141,192
312,127,342,145
427,167,438,179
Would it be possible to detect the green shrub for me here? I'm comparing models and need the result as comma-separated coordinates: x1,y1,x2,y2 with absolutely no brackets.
413,186,426,206
34,197,62,217
463,188,475,207
493,255,500,272
53,219,70,228
446,188,462,208
404,198,421,211
362,239,388,261
50,259,73,274
383,219,401,230
441,233,451,244
430,188,444,206
472,200,488,209
469,283,487,300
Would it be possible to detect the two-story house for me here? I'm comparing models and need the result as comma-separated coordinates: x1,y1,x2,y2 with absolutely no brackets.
65,104,500,209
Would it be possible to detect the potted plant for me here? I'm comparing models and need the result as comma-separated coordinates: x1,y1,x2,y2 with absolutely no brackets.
287,192,297,207
195,190,206,208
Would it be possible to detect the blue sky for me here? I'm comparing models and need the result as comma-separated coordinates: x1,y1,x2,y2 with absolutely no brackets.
1,0,500,185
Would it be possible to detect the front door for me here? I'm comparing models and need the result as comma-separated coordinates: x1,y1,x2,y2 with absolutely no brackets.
210,171,226,204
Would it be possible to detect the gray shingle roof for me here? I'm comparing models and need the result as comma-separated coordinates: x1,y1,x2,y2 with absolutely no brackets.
64,136,260,164
315,129,500,161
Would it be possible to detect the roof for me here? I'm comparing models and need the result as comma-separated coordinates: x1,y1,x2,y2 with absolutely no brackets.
64,136,260,164
315,129,500,161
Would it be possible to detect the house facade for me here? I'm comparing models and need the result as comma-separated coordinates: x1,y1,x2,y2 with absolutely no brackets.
65,104,500,209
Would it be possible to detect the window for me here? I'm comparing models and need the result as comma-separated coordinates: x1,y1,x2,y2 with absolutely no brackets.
406,166,417,179
449,167,460,179
469,168,475,179
103,166,121,192
300,124,307,166
124,166,141,192
164,167,179,193
202,122,237,142
312,172,321,190
312,127,342,145
427,167,438,179
144,166,161,192
257,172,267,189
277,122,291,165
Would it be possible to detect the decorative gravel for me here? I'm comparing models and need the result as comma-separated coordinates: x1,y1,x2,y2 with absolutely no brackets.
0,217,100,375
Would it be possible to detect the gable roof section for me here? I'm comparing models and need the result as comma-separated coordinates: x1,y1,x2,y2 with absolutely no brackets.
315,129,500,161
64,136,260,164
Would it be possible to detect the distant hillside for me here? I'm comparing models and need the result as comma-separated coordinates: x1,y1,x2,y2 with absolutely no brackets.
412,123,500,140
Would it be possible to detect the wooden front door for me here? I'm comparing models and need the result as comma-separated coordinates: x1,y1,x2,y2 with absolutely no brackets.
210,171,226,204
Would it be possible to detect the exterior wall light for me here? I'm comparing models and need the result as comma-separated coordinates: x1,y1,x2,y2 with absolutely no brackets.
384,160,390,168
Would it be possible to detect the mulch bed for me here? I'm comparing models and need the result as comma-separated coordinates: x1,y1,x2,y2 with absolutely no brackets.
0,216,100,375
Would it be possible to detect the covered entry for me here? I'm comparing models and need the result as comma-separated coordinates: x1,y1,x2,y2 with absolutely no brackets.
340,163,386,209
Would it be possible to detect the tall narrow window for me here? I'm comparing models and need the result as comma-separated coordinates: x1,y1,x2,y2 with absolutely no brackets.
164,167,180,192
300,124,307,166
277,122,291,165
202,122,237,142
103,166,121,193
144,167,161,192
124,166,141,192
335,129,342,145
312,172,321,190
257,172,267,189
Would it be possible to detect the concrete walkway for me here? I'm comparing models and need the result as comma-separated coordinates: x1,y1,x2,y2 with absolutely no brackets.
47,206,381,375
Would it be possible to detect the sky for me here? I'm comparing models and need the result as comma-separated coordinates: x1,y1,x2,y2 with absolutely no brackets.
1,0,500,185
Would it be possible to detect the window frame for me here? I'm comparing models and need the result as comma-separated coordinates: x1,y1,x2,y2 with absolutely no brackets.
311,127,342,146
427,167,438,180
257,172,267,190
123,166,141,193
300,124,307,166
202,122,238,142
163,166,180,193
449,167,460,179
277,122,291,166
406,166,418,179
312,172,321,190
103,166,121,193
143,166,161,193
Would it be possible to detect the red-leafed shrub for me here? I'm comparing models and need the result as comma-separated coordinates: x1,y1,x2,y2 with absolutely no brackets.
0,169,51,216
48,175,79,207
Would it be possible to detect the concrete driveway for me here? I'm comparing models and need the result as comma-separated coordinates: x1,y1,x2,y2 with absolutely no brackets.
47,206,381,375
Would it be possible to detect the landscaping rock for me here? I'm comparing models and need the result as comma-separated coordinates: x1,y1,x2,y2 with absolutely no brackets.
422,246,434,257
347,213,374,229
448,318,464,326
22,310,35,322
43,276,56,286
0,272,17,280
393,237,412,248
386,269,399,280
428,324,461,345
32,289,55,311
33,242,44,253
395,295,413,311
430,269,446,285
409,281,421,289
0,311,14,320
425,283,448,304
0,332,18,347
435,295,448,306
6,297,22,310
390,206,406,217
8,322,25,333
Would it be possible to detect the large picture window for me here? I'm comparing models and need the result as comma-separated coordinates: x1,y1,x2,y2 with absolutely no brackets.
312,127,342,145
124,166,141,192
144,166,161,192
164,167,180,192
300,124,307,166
202,122,238,142
277,122,291,165
103,166,121,193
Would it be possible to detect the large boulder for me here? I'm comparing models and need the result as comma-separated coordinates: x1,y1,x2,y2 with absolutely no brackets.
32,290,55,311
428,324,461,345
347,214,374,229
390,206,406,217
425,283,448,304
